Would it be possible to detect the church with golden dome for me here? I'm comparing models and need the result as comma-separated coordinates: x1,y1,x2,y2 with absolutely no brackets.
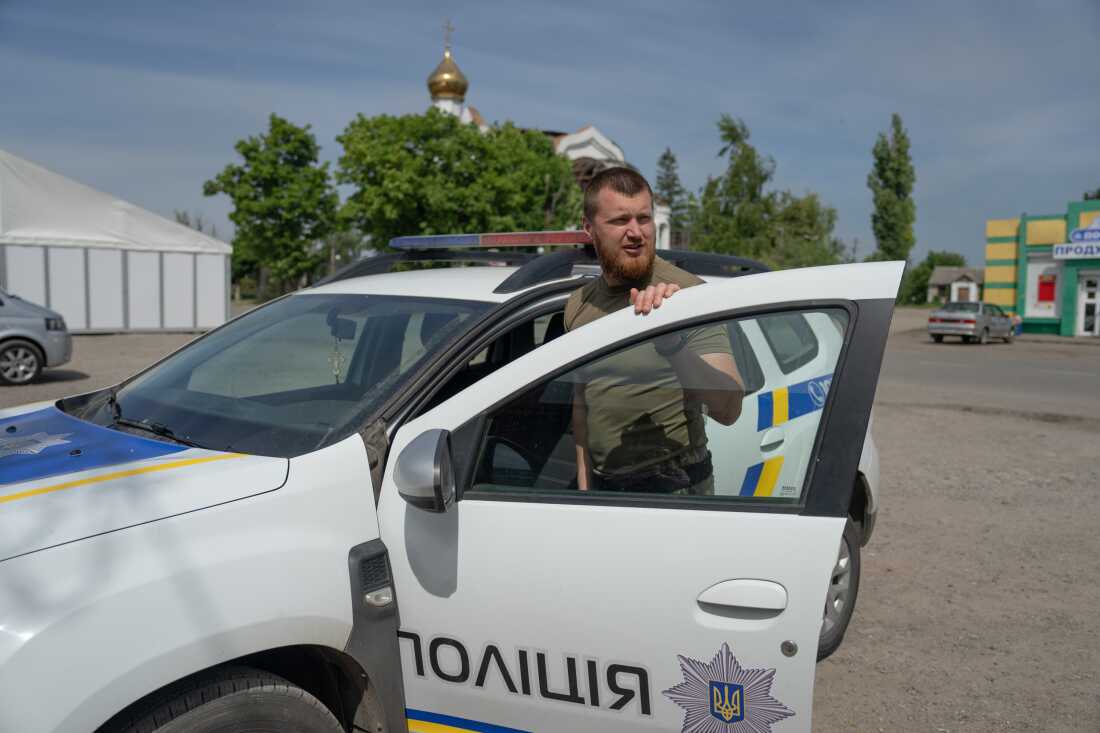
425,29,671,248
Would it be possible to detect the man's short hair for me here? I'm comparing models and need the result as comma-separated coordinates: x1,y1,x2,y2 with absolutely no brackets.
583,167,653,221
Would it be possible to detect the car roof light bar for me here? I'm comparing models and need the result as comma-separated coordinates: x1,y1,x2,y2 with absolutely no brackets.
390,231,592,249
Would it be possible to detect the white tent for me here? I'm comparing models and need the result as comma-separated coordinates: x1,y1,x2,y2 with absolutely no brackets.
0,148,231,332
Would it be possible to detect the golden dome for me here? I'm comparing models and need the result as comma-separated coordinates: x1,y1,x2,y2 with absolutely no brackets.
427,48,468,101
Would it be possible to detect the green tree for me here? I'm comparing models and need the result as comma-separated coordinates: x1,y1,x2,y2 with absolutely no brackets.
655,147,690,244
204,114,338,297
867,113,916,261
899,250,967,304
770,191,846,268
322,227,370,277
689,116,774,257
173,210,217,239
337,109,579,247
687,115,842,269
1084,187,1100,201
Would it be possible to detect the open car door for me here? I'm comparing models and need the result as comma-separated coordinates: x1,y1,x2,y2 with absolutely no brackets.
379,261,902,733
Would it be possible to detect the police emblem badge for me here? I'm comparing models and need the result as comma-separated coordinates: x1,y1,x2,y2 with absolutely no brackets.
0,432,72,459
663,643,794,732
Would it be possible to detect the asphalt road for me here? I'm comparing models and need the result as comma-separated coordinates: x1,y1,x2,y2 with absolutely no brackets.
880,325,1100,422
2,308,1099,731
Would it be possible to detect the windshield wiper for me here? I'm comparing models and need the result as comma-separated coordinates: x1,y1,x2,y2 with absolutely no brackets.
107,388,122,422
113,416,205,449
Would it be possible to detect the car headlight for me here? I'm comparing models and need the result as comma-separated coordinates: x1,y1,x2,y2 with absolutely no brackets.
45,317,66,331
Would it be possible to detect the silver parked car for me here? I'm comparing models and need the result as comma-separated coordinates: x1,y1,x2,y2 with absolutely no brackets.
0,288,72,384
928,301,1015,344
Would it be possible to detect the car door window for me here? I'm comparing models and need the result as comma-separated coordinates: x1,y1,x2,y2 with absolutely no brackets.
756,312,819,374
470,307,848,504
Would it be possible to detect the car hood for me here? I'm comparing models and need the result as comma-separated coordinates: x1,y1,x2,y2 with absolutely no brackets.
2,294,62,320
0,405,288,562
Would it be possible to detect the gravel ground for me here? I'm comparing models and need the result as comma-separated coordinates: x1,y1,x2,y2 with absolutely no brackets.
3,308,1099,732
814,315,1100,732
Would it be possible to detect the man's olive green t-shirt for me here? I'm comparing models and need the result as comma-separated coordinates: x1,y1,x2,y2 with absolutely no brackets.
564,257,732,476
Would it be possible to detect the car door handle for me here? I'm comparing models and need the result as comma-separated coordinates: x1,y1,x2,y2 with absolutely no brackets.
759,428,785,452
697,579,787,619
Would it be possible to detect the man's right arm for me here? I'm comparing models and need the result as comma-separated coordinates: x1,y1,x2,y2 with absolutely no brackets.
572,382,592,491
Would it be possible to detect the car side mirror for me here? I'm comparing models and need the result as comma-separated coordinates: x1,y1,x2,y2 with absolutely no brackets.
395,429,455,512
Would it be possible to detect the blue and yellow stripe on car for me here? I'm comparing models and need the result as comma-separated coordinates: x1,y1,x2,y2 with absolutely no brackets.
739,456,785,497
407,709,531,733
756,374,833,431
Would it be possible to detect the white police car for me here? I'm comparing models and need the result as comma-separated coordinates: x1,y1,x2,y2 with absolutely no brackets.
0,234,899,733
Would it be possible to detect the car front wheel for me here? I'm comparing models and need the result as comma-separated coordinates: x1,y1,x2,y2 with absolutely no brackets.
103,666,343,733
818,519,861,660
0,339,44,385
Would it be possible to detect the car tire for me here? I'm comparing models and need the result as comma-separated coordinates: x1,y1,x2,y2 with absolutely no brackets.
931,334,943,343
818,519,861,661
1004,330,1014,343
103,666,343,733
961,336,972,344
979,328,989,345
0,339,44,385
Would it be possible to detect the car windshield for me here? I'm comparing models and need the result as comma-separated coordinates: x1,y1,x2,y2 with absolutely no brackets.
73,293,489,457
941,302,980,313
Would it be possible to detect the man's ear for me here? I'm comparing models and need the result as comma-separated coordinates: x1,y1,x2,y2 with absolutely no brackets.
582,216,593,239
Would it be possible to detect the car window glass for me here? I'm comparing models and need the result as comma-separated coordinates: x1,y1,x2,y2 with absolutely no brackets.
756,312,819,374
101,294,488,458
188,309,367,397
469,307,849,505
422,308,568,413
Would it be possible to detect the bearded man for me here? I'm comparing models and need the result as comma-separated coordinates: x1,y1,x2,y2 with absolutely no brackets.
565,167,745,495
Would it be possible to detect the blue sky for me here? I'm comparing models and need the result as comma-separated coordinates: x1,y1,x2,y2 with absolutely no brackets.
2,0,1097,264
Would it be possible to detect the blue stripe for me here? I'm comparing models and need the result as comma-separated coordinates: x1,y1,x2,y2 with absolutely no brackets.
406,709,531,733
0,407,187,486
756,392,773,431
739,462,763,497
756,374,833,432
787,374,832,421
390,234,481,249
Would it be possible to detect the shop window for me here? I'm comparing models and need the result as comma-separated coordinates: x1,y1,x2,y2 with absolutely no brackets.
1038,275,1057,303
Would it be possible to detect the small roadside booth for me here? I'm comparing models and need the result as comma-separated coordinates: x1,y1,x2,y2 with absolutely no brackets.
984,200,1100,338
0,148,231,333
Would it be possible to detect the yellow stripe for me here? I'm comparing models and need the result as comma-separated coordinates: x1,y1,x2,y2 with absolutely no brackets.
754,456,785,497
985,242,1016,260
985,265,1016,283
986,218,1019,238
771,387,789,427
0,453,245,505
408,721,473,733
1080,211,1100,229
1026,219,1066,245
984,288,1015,307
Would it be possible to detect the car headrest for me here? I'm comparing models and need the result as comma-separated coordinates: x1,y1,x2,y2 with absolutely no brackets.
543,312,566,343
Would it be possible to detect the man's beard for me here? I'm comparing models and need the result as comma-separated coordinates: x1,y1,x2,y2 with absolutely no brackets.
595,240,655,284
